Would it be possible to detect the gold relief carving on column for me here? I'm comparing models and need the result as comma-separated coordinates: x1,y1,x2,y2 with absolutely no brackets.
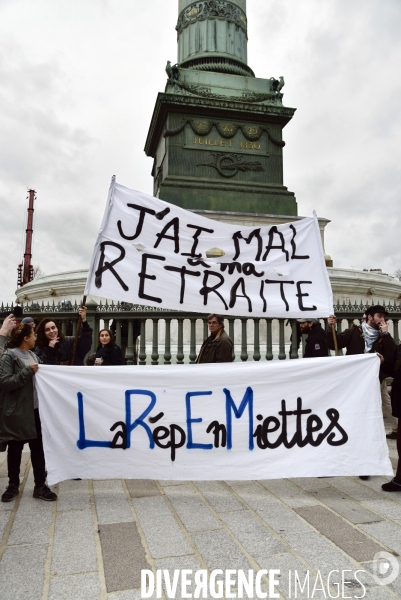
164,119,285,148
197,152,264,178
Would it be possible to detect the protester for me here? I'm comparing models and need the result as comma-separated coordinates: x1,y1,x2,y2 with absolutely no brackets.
0,323,57,502
94,329,123,365
0,314,17,358
297,318,328,358
196,314,233,363
21,316,36,329
382,344,401,492
327,305,396,480
34,307,92,365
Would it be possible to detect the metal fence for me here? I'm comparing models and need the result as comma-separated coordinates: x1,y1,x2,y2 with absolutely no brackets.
1,300,401,364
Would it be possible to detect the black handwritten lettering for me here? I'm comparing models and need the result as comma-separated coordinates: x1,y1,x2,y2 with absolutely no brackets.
206,421,227,448
229,277,252,312
95,242,128,291
181,224,214,258
252,398,348,450
264,279,295,312
154,217,180,253
110,421,127,449
220,262,264,277
232,229,263,261
262,227,289,262
164,265,201,303
153,424,186,461
259,281,267,312
138,254,166,303
199,271,228,310
296,281,317,312
290,224,309,260
117,204,170,240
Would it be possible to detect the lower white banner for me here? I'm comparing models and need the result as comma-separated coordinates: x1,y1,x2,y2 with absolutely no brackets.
35,353,392,485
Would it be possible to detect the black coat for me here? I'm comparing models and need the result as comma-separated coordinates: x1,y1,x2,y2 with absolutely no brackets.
390,345,401,418
304,323,329,358
95,344,123,365
35,322,93,366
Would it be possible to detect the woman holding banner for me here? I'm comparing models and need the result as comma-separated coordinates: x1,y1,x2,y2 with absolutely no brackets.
34,307,92,366
0,323,57,502
93,329,123,366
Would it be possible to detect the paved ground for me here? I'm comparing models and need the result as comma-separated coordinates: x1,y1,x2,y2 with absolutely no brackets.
0,435,400,600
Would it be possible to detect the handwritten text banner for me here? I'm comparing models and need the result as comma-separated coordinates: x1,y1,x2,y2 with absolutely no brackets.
36,354,392,485
84,180,333,317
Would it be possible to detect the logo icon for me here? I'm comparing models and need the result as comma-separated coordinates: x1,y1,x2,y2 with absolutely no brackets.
372,551,399,585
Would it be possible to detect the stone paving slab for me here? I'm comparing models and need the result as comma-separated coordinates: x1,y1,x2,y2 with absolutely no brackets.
49,573,101,600
294,505,384,561
51,509,97,575
2,437,401,599
0,543,48,600
93,480,134,524
56,479,91,512
132,496,193,558
191,529,252,571
260,479,319,508
310,486,384,524
125,479,160,498
99,522,149,592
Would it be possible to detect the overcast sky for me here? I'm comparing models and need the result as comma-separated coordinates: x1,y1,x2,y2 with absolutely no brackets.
1,0,400,304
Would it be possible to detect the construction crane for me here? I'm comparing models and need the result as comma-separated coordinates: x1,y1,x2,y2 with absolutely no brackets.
17,189,36,287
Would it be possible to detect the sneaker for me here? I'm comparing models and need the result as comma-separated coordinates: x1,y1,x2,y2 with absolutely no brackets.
382,478,401,492
386,431,398,440
33,484,57,501
1,484,19,503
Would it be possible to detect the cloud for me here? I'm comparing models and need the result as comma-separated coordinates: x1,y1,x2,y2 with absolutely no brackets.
1,0,401,303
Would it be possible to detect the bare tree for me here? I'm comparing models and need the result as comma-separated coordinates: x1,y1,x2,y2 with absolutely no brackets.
32,265,45,280
394,269,401,281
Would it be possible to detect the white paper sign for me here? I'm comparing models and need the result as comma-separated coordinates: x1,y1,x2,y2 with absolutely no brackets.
84,179,333,317
35,354,392,485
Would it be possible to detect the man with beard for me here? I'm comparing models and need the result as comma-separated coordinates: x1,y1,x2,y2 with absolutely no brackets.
297,318,328,358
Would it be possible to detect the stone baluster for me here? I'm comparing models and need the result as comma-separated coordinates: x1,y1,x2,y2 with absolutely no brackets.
253,318,261,361
164,319,172,365
189,318,197,364
177,318,184,364
240,318,248,361
265,319,273,360
228,318,235,362
290,320,299,359
139,319,147,365
151,319,159,365
126,320,134,366
278,319,286,360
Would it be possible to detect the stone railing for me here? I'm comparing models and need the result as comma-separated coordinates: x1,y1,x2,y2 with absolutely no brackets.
1,300,401,364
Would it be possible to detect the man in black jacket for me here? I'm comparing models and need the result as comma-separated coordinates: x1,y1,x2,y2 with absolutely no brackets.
297,319,328,358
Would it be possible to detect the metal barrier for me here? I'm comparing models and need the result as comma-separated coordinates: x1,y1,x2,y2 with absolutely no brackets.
1,300,401,364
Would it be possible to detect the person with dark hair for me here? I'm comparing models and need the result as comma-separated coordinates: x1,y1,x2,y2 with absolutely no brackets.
196,314,233,363
297,318,328,358
34,307,92,365
94,329,123,366
0,323,56,502
327,305,397,480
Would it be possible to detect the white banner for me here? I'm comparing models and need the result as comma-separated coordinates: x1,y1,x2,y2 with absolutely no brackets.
84,179,333,317
35,354,392,485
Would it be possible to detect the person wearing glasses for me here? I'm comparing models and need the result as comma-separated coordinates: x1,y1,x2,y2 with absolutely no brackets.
196,314,233,363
